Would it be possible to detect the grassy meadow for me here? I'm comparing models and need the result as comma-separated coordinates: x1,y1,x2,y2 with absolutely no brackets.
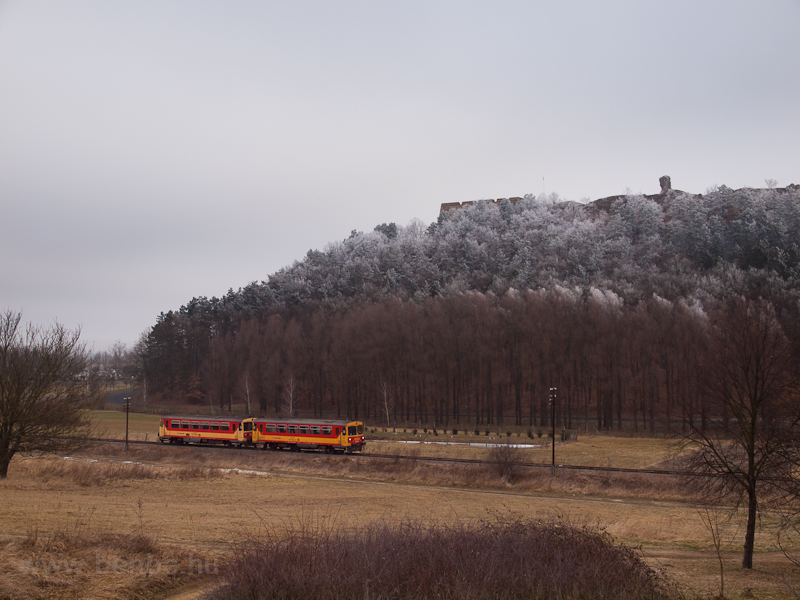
89,409,162,440
0,411,799,598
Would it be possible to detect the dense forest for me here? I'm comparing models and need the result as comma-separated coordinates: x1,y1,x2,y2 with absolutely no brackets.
136,182,800,431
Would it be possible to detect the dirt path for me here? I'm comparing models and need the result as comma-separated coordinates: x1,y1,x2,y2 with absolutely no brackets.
159,581,214,600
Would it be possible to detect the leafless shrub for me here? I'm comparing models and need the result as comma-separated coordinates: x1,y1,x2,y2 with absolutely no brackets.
403,446,421,468
107,532,161,556
18,507,96,553
487,442,522,482
210,519,673,600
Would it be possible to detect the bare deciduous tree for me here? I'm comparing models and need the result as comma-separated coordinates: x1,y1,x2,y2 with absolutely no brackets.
282,376,297,418
377,379,393,428
680,298,799,569
774,506,800,598
239,371,253,416
139,375,148,410
110,339,127,373
0,310,101,478
697,505,739,599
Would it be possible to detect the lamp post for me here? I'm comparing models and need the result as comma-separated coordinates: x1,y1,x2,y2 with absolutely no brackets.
549,387,557,474
124,396,131,452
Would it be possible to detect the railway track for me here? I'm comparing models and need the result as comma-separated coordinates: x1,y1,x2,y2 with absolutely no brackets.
91,437,690,478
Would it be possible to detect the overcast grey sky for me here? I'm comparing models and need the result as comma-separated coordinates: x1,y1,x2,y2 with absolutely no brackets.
1,1,798,351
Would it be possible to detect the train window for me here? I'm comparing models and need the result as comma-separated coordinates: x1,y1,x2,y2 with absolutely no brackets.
310,426,320,435
348,425,357,435
243,421,253,432
288,425,297,434
335,427,340,436
200,422,209,430
321,426,332,435
171,420,180,428
357,424,363,435
219,423,229,431
181,421,190,429
266,424,276,433
277,424,287,434
299,425,309,434
210,423,219,431
191,422,200,430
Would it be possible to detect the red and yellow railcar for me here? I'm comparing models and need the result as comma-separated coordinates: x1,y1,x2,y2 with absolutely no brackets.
251,418,365,452
158,416,252,446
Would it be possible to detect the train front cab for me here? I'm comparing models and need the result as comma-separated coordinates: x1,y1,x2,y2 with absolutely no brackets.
343,421,365,452
327,420,366,452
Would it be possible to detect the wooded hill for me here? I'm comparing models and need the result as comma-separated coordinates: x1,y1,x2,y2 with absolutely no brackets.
137,182,800,431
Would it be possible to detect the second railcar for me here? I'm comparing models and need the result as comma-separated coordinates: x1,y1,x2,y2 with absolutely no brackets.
158,416,252,446
250,417,365,452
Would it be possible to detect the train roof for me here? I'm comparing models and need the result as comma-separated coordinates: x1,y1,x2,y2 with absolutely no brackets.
160,415,361,426
251,417,359,426
160,415,244,421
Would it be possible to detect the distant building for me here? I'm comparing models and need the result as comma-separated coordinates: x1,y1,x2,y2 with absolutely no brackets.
439,178,800,219
440,197,524,215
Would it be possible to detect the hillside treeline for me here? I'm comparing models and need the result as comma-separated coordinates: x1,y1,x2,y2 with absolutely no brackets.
137,185,800,429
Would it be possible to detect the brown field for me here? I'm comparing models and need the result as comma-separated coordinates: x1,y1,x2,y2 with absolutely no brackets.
1,412,799,599
89,410,163,440
365,435,678,469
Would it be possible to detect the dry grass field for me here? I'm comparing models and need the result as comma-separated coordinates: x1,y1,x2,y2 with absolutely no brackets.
365,435,678,469
1,412,799,599
89,410,163,440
